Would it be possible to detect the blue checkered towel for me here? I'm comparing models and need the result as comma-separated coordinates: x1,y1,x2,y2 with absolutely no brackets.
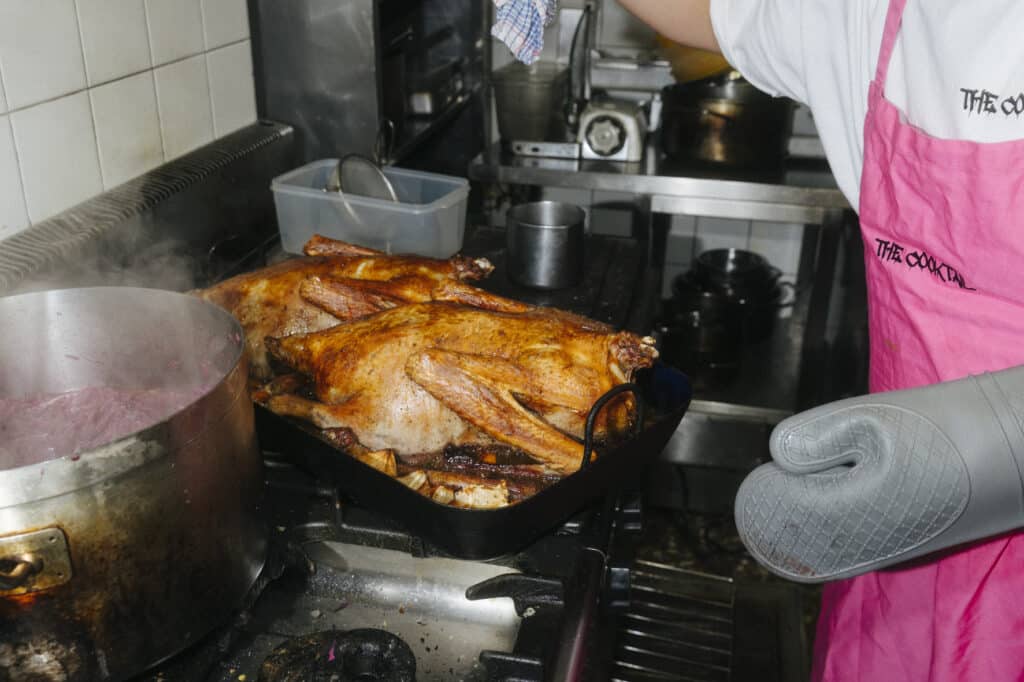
492,0,557,64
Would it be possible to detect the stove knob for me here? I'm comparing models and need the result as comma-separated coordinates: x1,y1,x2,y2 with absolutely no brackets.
585,115,626,157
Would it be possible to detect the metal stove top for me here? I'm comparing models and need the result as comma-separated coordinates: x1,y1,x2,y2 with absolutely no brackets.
134,448,626,682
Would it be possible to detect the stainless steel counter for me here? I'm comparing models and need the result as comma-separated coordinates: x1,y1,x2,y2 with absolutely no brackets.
469,144,850,223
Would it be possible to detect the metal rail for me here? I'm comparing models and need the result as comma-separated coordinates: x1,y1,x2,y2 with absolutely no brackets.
612,561,736,682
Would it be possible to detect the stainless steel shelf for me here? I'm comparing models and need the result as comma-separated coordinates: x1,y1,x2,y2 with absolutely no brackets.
468,144,850,222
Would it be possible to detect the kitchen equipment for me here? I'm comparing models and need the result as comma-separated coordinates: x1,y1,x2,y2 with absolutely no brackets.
0,287,265,682
564,3,594,132
408,58,466,117
326,124,397,192
587,53,677,94
510,140,581,159
506,200,586,290
673,268,792,344
661,71,794,169
693,247,783,299
255,363,691,559
335,154,400,202
657,286,743,390
492,61,570,144
578,97,648,162
273,159,470,258
659,291,741,358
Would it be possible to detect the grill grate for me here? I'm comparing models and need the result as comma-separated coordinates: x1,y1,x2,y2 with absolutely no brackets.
612,560,736,682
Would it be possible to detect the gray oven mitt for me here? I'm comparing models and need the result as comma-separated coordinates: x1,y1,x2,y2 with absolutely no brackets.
734,365,1024,583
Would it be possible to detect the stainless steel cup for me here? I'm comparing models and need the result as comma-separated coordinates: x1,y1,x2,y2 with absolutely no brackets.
506,201,585,290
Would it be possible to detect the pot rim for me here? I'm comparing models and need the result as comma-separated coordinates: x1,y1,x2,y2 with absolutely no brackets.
507,200,586,230
0,361,250,508
0,287,249,502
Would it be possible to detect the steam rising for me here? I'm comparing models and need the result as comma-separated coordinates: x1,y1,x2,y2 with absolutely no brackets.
13,236,204,296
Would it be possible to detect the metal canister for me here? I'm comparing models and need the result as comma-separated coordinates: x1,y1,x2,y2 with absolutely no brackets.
506,201,585,290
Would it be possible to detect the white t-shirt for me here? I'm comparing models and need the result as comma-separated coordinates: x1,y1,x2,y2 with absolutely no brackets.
709,0,1024,208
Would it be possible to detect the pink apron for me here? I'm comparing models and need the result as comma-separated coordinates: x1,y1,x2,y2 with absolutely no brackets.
812,0,1024,679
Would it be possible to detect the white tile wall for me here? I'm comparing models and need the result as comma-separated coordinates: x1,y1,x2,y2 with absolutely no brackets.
207,41,256,137
749,221,804,276
91,71,162,188
0,1,87,111
0,116,29,238
145,0,205,67
202,0,250,50
11,91,102,222
0,0,254,241
77,0,152,86
155,55,214,159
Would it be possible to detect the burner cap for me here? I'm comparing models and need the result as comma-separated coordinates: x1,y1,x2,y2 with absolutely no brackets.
258,629,416,682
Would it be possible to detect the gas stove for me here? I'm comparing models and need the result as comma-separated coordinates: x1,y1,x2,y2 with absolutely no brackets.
133,446,810,682
135,446,646,682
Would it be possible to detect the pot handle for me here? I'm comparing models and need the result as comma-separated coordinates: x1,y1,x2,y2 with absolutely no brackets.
776,281,798,307
581,383,644,470
0,554,42,590
0,528,72,596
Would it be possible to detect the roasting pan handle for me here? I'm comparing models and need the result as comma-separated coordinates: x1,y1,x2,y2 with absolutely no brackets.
581,383,643,470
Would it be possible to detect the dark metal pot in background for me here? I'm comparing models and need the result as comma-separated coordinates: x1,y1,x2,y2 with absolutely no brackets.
660,71,794,169
659,249,795,389
671,269,790,344
0,287,265,681
506,201,585,290
693,248,783,300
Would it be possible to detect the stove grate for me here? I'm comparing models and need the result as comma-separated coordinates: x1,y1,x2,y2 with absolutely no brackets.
612,561,735,682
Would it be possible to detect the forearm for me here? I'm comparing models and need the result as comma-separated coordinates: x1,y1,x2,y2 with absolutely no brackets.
615,0,719,53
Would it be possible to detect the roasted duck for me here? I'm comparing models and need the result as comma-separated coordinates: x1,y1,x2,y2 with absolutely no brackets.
262,299,659,476
198,235,494,378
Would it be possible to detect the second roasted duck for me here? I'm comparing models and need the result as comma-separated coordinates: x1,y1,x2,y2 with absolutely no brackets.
198,235,494,378
262,299,659,475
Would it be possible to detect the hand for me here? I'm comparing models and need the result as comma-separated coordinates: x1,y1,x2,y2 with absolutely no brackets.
734,366,1024,582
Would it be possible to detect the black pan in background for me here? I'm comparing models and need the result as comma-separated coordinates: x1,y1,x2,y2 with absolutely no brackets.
254,363,692,559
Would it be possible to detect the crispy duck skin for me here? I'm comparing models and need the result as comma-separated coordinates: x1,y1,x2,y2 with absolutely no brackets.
263,301,658,473
197,235,494,379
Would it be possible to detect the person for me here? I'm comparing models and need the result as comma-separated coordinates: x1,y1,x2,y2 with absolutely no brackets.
614,0,1024,680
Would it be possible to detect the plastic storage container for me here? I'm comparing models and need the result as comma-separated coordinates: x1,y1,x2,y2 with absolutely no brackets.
272,160,470,258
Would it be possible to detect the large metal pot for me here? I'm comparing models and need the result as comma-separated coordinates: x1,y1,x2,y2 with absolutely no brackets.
0,287,265,681
660,71,794,169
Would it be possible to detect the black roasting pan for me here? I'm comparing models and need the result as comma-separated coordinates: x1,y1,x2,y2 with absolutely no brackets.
254,363,692,559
